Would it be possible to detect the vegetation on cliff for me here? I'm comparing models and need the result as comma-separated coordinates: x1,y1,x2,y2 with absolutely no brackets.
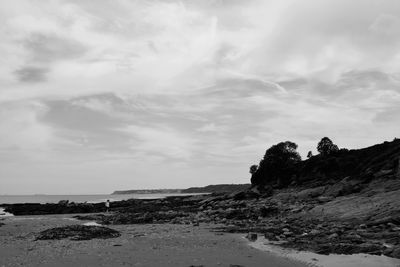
251,137,400,189
182,184,250,193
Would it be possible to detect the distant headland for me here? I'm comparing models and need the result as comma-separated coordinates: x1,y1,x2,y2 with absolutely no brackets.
111,184,250,195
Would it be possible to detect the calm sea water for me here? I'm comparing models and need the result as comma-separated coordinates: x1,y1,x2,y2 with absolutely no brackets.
0,193,206,205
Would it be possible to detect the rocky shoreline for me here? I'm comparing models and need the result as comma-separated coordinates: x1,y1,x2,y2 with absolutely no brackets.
3,176,400,260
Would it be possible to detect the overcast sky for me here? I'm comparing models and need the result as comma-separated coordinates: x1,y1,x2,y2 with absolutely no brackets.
1,0,400,194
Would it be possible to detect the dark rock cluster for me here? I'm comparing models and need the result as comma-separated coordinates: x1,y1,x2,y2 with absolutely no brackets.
2,201,107,216
35,225,121,241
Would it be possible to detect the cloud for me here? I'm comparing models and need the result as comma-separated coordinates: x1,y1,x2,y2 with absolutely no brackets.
1,0,400,193
14,66,49,82
119,124,198,160
369,13,400,37
23,33,87,63
0,101,53,158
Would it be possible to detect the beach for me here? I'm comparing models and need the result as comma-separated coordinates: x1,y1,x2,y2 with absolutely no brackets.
0,214,307,267
1,180,400,267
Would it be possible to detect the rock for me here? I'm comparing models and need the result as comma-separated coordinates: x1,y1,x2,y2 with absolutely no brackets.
394,158,400,178
317,196,334,203
35,225,120,241
246,232,258,241
283,231,293,236
316,244,332,255
383,247,394,257
297,186,325,199
264,232,278,241
232,190,260,200
373,169,393,178
328,233,338,239
330,243,359,254
345,233,362,241
392,246,400,259
323,178,362,197
310,229,320,235
358,243,384,254
254,185,273,197
58,200,69,205
259,205,279,217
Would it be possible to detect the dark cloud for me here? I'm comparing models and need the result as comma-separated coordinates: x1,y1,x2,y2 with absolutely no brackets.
14,66,49,82
23,33,87,63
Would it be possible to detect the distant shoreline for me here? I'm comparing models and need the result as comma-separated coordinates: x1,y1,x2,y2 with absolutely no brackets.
113,183,250,195
111,189,182,195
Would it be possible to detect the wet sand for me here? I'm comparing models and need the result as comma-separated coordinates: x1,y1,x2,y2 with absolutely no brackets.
250,236,400,267
0,214,307,267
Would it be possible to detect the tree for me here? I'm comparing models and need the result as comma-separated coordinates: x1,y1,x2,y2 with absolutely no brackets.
249,165,258,174
307,151,313,158
252,141,301,187
317,137,339,156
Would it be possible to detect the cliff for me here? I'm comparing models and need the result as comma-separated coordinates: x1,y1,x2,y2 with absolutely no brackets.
252,138,400,189
181,184,250,193
112,189,181,195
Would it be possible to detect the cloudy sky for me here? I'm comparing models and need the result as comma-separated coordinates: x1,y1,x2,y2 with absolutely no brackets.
1,0,400,194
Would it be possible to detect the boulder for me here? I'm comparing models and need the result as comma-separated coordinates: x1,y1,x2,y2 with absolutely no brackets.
246,232,258,241
310,229,320,235
58,200,69,206
264,232,279,241
328,233,338,239
392,246,400,259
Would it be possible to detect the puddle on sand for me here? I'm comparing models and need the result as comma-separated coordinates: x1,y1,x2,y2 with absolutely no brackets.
0,208,14,217
83,221,102,226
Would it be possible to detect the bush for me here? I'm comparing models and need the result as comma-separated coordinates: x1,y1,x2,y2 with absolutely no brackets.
317,137,339,156
251,141,301,187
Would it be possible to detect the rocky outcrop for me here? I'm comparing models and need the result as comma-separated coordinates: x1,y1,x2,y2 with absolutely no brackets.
3,202,107,215
35,225,120,241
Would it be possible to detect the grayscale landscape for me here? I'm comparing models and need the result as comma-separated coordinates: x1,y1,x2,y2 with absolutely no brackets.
0,1,400,266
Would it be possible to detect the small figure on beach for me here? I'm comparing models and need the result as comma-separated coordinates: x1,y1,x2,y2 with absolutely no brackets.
105,199,110,212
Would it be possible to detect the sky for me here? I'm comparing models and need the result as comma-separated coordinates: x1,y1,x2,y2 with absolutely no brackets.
0,0,400,194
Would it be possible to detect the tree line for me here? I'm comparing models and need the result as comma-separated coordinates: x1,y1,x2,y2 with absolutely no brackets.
250,137,340,187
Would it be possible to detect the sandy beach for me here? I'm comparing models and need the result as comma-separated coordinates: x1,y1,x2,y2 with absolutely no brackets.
0,214,307,267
